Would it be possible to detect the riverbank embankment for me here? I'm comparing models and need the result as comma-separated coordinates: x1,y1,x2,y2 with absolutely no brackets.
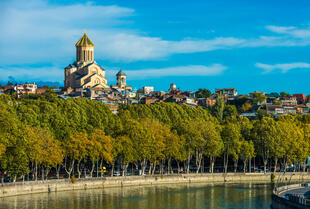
272,183,310,209
1,172,309,198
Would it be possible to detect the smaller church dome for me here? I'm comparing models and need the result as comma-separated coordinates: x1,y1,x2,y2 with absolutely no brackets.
75,33,95,47
116,70,126,76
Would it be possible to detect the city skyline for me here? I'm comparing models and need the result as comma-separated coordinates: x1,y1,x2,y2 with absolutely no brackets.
1,0,310,94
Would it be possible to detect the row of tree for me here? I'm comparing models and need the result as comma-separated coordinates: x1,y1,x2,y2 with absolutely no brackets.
0,93,310,182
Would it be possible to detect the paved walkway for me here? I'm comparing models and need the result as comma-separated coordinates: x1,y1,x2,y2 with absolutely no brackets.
280,187,310,198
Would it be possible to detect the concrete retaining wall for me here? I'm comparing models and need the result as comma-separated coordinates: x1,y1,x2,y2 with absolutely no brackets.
1,172,310,198
271,183,310,209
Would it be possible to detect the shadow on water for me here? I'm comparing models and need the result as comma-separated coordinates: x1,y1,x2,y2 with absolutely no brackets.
0,182,273,209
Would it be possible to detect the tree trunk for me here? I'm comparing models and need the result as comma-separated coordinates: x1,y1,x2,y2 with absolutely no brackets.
249,158,251,173
35,161,38,181
274,157,278,173
96,160,99,177
122,163,128,176
202,157,205,173
77,160,82,179
186,153,191,174
209,156,215,173
263,158,268,173
41,167,44,181
161,160,164,175
284,160,288,172
64,157,74,179
234,159,238,173
45,167,50,180
168,157,172,174
243,159,247,173
100,159,103,177
111,163,114,177
177,161,180,174
56,164,61,179
152,161,156,175
141,159,147,175
196,152,203,174
90,162,95,178
224,152,229,173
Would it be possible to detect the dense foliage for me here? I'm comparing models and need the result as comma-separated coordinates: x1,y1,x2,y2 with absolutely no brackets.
0,93,310,181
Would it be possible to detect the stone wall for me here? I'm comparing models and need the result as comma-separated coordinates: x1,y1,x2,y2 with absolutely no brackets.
1,172,310,198
272,183,310,209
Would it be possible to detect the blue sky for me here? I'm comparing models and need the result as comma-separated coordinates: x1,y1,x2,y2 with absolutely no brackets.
1,0,310,94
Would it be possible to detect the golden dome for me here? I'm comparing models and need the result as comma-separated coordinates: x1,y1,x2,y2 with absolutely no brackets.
75,33,95,47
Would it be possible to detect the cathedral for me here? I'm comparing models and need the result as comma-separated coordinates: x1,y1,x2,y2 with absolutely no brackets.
64,32,131,91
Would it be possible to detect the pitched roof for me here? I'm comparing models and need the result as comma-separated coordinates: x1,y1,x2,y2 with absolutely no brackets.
75,33,95,47
116,70,126,76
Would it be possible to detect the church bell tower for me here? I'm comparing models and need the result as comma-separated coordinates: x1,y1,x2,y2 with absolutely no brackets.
116,70,127,88
75,31,95,62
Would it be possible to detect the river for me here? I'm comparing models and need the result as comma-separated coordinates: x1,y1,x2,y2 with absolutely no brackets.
0,182,272,209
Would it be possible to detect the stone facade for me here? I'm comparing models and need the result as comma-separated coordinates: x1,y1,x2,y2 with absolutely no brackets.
64,33,108,89
110,70,132,91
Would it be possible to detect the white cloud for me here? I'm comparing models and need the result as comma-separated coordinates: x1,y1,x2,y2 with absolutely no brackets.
0,0,135,65
255,62,310,74
96,33,245,61
3,0,310,85
4,0,310,66
266,25,310,39
107,64,227,80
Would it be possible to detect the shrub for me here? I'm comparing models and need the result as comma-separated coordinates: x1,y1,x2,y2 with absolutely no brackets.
71,175,76,184
271,173,275,183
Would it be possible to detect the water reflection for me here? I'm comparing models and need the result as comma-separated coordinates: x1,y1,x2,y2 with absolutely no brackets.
0,182,272,209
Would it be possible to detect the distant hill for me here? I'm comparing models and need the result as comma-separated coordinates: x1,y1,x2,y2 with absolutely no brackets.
0,80,62,88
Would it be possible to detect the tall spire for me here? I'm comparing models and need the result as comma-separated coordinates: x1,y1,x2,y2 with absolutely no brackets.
75,33,95,47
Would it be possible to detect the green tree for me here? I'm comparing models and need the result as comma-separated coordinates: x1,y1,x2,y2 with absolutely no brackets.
0,106,29,181
25,126,45,181
256,109,271,120
195,88,211,98
88,129,113,177
213,94,225,122
252,117,278,173
221,122,241,173
240,102,252,113
176,119,205,173
203,122,223,173
251,92,267,105
140,119,167,175
239,140,255,173
268,92,280,98
3,146,29,181
63,132,89,178
223,105,238,119
277,118,304,171
164,129,182,174
280,91,291,97
114,135,135,176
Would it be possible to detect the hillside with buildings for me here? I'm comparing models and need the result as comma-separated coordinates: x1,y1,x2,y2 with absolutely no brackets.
0,32,309,117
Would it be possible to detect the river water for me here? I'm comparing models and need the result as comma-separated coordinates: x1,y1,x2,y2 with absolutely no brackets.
0,182,272,209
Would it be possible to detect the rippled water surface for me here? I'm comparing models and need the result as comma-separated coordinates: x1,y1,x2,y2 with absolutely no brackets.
0,182,273,209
